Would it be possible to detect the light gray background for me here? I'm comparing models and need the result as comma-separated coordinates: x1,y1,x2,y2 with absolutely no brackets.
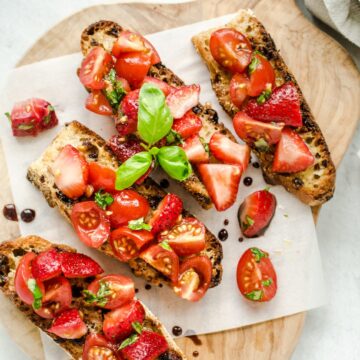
0,1,359,359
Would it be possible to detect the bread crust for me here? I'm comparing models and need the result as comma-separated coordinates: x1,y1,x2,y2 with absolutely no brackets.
192,10,336,206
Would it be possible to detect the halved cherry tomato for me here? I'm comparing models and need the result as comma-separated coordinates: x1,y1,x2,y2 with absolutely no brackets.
140,244,179,283
142,37,161,65
140,76,173,95
236,247,277,302
158,218,205,257
31,249,62,282
108,190,150,228
173,255,212,302
71,201,111,248
79,47,113,90
115,52,151,87
88,163,116,193
247,53,275,97
210,28,252,74
110,227,154,262
230,73,250,108
35,276,72,319
85,91,113,116
83,333,119,360
87,274,135,310
14,252,45,305
112,31,147,57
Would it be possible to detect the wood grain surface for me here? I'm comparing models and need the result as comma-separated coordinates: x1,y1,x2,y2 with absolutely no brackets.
1,0,359,359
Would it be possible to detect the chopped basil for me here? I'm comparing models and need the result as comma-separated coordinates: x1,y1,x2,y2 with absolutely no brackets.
262,278,273,287
5,112,11,121
119,334,139,350
18,124,34,131
245,290,263,301
95,190,114,210
47,104,55,112
283,214,289,218
256,87,272,104
248,55,260,75
264,186,271,192
199,137,209,155
159,241,172,251
250,247,267,263
83,281,112,307
242,215,254,230
254,138,269,152
166,129,183,145
104,69,127,111
27,279,43,310
132,321,143,335
128,217,152,231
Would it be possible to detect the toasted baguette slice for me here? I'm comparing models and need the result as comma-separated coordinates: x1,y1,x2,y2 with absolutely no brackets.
81,20,237,210
192,10,336,206
0,236,187,360
27,121,223,289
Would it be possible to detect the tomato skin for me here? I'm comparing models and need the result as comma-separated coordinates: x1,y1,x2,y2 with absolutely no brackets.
110,227,154,262
142,37,161,65
112,31,146,57
71,201,111,248
115,52,151,88
14,252,45,305
87,274,135,310
140,76,173,95
108,190,150,228
173,255,212,302
230,73,249,108
88,163,116,193
210,28,252,74
85,91,113,115
83,333,119,360
79,47,113,90
237,247,277,302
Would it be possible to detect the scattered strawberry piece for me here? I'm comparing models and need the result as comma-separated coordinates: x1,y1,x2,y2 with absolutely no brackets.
120,330,168,360
171,111,202,139
103,299,145,342
48,309,87,339
238,190,277,238
149,194,183,235
51,145,89,199
182,135,209,164
273,127,314,173
31,249,62,282
140,76,173,96
166,85,200,119
198,164,242,211
244,82,302,127
209,132,250,171
116,89,140,135
59,252,104,278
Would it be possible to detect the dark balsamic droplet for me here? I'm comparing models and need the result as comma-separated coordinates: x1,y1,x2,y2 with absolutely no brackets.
187,335,202,346
158,283,163,288
218,229,228,241
252,162,260,168
193,351,199,357
160,179,170,189
145,284,152,290
224,219,229,226
3,204,18,221
20,209,36,223
135,288,139,293
243,177,253,186
172,326,182,336
239,237,244,242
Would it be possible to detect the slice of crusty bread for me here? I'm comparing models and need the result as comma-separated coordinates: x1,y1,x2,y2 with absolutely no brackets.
81,20,237,210
27,121,223,289
192,10,336,206
0,236,186,360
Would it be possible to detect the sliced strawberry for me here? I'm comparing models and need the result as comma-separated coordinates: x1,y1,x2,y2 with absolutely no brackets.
48,309,87,339
140,76,173,96
103,299,145,342
198,164,242,211
31,249,61,282
51,145,89,199
209,132,251,171
273,128,314,173
238,190,277,238
171,111,202,139
120,330,168,360
244,82,302,127
116,89,140,135
182,135,209,164
166,85,200,119
59,252,104,278
149,194,183,235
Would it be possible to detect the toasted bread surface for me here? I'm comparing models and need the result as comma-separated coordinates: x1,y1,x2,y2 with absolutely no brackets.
0,236,186,359
192,10,336,206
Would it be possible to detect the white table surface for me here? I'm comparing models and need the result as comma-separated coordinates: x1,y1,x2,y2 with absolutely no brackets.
0,1,359,359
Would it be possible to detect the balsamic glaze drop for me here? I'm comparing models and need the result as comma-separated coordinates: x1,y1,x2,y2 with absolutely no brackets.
223,219,229,226
239,237,244,242
3,204,18,221
145,284,152,290
252,162,260,168
20,209,36,223
243,177,253,186
193,351,199,357
160,179,170,189
218,229,228,241
172,326,183,336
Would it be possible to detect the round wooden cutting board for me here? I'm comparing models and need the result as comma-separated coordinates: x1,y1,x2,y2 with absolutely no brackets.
1,0,359,359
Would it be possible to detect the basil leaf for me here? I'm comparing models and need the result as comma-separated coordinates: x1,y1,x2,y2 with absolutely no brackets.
254,138,269,152
115,152,152,190
245,290,263,301
257,88,272,104
83,281,112,307
5,112,11,121
27,279,43,310
104,69,127,111
248,55,260,74
157,146,192,181
128,217,152,231
242,215,255,231
132,321,143,334
119,334,139,350
159,241,172,251
95,190,114,210
137,83,173,146
250,247,267,263
262,278,273,287
166,129,183,145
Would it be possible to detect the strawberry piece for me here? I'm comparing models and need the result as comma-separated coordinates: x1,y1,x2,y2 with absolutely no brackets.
238,190,277,238
48,309,87,339
171,111,202,139
149,194,183,235
273,127,314,173
209,132,251,171
198,164,242,211
116,89,140,135
103,300,145,342
140,76,173,96
120,330,168,360
51,145,89,199
31,249,62,282
182,135,209,164
59,252,104,278
166,85,200,119
32,98,58,130
244,82,302,127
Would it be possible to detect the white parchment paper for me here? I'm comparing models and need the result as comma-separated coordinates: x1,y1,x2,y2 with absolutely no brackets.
0,13,326,359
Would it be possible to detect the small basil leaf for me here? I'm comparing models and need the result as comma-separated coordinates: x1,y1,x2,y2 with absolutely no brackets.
132,321,143,334
248,55,260,75
245,290,263,301
262,278,273,287
254,138,269,152
95,190,114,210
250,247,267,263
242,215,255,231
115,152,152,190
27,279,43,310
159,241,172,251
157,146,192,181
137,83,173,146
119,334,139,350
5,112,11,121
83,281,112,307
128,217,152,231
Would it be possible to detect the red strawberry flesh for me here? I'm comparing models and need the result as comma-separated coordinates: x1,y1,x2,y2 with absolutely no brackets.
59,252,104,278
116,89,139,135
31,249,62,282
182,135,209,164
166,85,200,119
172,111,202,139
